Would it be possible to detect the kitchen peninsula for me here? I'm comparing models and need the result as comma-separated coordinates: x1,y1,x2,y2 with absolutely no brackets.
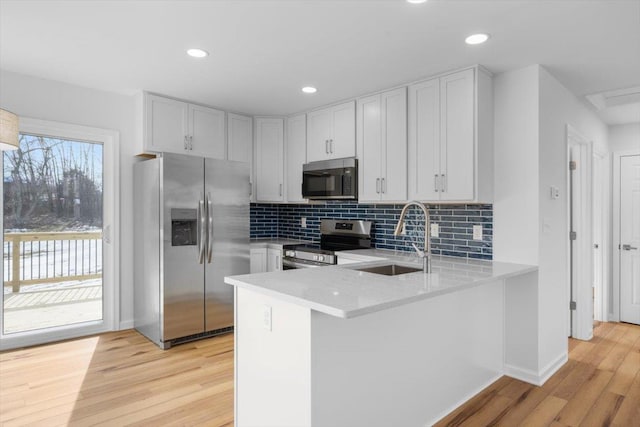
225,251,548,427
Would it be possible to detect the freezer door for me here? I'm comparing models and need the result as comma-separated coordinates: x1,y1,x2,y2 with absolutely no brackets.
205,158,250,331
162,154,205,341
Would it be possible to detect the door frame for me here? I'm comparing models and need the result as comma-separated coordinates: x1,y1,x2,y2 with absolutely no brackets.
612,149,640,322
0,117,120,350
567,124,593,340
592,150,608,322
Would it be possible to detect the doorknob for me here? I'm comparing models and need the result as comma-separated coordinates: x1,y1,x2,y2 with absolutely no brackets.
622,244,638,250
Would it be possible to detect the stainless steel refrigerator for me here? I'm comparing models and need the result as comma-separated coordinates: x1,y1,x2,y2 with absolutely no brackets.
133,153,249,349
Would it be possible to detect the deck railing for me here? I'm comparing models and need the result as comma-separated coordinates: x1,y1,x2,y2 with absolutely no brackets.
3,231,102,293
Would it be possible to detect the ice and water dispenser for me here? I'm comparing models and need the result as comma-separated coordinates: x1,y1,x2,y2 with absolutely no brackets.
171,208,198,246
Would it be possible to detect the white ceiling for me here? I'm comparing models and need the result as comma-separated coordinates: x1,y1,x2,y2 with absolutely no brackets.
1,0,639,120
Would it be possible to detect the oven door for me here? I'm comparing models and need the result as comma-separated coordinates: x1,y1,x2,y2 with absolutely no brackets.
302,167,356,200
282,258,324,270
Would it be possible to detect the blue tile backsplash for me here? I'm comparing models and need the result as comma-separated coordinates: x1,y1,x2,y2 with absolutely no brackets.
250,201,493,260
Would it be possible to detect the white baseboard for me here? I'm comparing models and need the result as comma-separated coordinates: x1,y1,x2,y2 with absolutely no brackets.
119,319,134,330
427,373,503,426
505,352,568,386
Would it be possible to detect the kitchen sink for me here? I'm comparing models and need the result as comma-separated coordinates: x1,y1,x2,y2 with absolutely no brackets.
354,264,422,276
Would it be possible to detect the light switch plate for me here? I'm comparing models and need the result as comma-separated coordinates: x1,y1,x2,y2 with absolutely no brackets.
301,217,307,228
262,305,272,331
430,223,439,238
473,225,483,241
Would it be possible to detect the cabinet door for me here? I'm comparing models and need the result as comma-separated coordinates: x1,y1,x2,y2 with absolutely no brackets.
145,94,189,153
381,87,407,202
408,78,440,201
286,114,307,203
306,108,332,162
356,94,382,202
256,118,284,202
266,248,282,272
228,113,254,199
189,104,226,159
250,248,267,273
440,69,474,201
330,101,356,159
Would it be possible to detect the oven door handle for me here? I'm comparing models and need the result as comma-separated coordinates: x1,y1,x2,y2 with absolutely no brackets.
282,259,321,269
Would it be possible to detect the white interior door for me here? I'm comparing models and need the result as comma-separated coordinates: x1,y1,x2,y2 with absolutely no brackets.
620,154,640,325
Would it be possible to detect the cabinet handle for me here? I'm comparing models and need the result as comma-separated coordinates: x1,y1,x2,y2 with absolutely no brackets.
434,175,440,193
382,177,386,194
623,244,638,250
184,136,188,150
279,183,283,197
376,178,381,194
325,140,330,154
330,139,334,153
189,135,194,150
276,255,280,270
441,174,446,192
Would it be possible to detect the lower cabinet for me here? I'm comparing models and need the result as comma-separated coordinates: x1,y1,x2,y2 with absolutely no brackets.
266,248,282,272
250,248,267,273
250,247,282,273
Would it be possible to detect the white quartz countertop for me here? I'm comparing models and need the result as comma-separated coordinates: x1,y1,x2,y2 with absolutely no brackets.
225,249,537,319
250,238,310,248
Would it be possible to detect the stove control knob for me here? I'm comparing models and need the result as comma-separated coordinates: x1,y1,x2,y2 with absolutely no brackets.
286,250,295,257
313,255,319,261
318,255,325,262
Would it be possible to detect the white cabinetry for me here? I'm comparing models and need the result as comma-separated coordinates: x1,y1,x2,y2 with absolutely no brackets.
286,114,307,203
266,248,282,272
306,101,356,162
408,67,493,202
255,118,284,202
227,113,254,200
250,248,267,273
357,87,407,203
144,93,226,158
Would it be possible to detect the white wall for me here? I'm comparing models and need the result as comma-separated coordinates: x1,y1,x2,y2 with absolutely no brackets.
0,69,138,328
494,64,609,376
493,65,540,265
538,66,608,363
609,123,640,152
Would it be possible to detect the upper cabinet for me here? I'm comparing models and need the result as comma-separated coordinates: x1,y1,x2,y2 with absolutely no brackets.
227,113,254,200
285,114,307,203
357,88,407,203
306,101,356,162
408,67,493,202
255,118,284,203
143,93,226,159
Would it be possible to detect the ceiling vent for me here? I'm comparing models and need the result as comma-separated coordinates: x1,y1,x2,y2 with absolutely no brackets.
586,86,640,110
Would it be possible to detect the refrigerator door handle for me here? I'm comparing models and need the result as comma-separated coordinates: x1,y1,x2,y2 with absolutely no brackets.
198,196,206,264
207,192,213,263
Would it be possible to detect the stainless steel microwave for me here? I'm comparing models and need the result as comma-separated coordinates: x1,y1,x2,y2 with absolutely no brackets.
302,157,358,200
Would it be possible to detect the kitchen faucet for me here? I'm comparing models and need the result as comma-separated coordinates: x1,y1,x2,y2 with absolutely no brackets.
393,201,431,274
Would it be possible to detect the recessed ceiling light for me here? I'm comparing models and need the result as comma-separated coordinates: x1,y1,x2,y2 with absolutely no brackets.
465,33,490,45
302,86,317,94
406,0,428,3
186,48,208,58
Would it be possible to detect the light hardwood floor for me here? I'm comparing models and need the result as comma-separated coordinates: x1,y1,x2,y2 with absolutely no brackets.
0,322,638,426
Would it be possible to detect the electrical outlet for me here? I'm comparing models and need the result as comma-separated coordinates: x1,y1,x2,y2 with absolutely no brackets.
301,217,307,228
262,305,272,331
473,225,483,241
550,186,560,200
430,223,439,238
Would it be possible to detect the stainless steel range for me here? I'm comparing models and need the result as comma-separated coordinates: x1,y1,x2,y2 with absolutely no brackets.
282,219,372,269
